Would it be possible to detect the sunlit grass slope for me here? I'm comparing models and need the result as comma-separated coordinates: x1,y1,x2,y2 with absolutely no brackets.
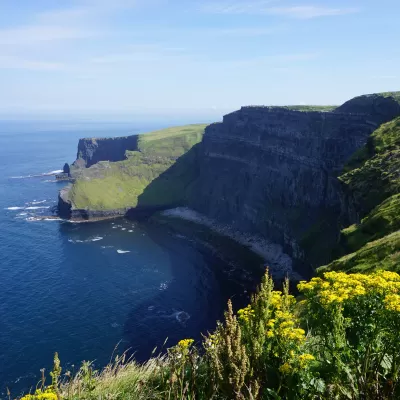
319,117,400,274
68,124,206,210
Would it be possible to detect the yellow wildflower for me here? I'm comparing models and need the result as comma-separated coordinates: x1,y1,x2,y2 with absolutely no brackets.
178,339,194,349
279,362,292,374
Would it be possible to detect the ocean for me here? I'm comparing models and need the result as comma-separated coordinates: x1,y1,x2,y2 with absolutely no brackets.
0,120,257,397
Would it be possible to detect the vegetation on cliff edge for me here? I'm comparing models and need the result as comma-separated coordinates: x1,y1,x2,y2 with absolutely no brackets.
18,269,400,400
319,116,400,273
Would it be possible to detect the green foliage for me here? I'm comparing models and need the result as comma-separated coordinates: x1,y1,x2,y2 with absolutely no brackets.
318,231,400,274
320,116,400,274
67,124,206,210
338,194,400,254
19,270,400,399
378,91,400,103
340,117,400,215
298,270,400,398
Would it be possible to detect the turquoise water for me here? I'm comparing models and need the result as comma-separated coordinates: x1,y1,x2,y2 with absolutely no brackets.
0,121,257,397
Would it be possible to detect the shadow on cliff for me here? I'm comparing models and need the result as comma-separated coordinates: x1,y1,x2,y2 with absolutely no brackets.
125,143,202,219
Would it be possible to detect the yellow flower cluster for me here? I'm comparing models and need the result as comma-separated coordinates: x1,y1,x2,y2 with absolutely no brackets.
265,310,305,343
237,304,255,322
270,291,283,309
384,294,400,312
178,339,194,349
298,353,315,367
279,362,292,374
21,389,57,400
278,353,314,375
298,270,400,310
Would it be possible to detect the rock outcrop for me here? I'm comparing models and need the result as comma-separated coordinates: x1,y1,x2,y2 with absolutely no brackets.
74,135,139,168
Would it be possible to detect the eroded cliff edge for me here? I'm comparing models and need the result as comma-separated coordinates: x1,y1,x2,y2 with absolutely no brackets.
58,92,400,270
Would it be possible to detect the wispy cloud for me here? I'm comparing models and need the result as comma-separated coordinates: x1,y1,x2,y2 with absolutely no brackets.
204,25,287,36
201,0,276,14
0,26,96,45
0,55,65,71
267,6,359,19
201,1,359,19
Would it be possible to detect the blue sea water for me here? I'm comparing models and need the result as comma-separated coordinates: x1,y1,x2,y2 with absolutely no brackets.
0,120,255,397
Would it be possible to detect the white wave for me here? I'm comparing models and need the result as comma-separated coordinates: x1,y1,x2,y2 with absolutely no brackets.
30,200,47,205
10,175,33,179
101,245,114,249
27,217,61,222
18,213,28,216
175,311,190,324
128,230,133,233
5,206,24,210
42,169,63,176
10,169,63,179
117,250,131,254
121,228,126,231
25,206,50,210
91,237,103,242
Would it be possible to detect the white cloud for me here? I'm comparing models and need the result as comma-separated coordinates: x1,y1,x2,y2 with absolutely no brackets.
201,1,359,19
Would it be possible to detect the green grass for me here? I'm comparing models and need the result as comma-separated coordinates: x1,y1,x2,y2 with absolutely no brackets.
378,91,400,103
318,230,400,274
68,124,206,210
339,194,400,253
280,105,337,112
340,117,400,215
319,116,400,273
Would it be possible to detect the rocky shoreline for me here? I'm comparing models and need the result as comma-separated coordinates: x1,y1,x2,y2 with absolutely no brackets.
161,207,301,280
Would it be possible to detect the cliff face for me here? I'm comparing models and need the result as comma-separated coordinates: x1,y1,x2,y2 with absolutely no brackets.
59,92,400,268
74,135,139,168
187,98,400,266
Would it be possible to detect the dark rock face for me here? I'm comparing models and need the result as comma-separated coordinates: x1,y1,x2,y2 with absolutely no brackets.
74,135,139,168
187,104,400,265
335,94,400,125
63,163,70,176
58,187,72,219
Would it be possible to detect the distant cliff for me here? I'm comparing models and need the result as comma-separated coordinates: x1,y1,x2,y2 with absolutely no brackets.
73,135,140,168
58,92,400,269
59,124,206,219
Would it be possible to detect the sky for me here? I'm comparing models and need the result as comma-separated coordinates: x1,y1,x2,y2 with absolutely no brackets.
0,0,399,119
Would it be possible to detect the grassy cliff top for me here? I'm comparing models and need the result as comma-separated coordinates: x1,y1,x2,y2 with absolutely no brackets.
280,105,337,112
379,91,400,103
67,124,206,210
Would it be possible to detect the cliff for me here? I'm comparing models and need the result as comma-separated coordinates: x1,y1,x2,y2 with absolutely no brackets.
59,124,206,219
58,92,400,270
187,94,400,266
73,135,139,168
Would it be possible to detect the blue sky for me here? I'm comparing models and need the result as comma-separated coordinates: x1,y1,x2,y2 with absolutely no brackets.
0,0,399,118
